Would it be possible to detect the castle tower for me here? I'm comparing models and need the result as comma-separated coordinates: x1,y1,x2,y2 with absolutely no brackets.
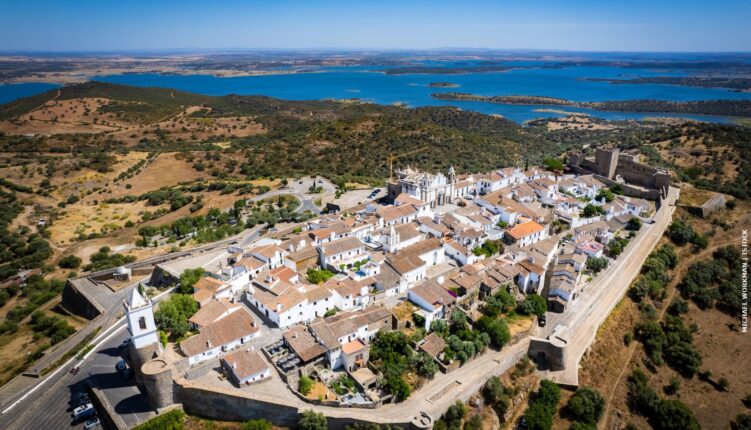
124,287,159,349
594,147,619,179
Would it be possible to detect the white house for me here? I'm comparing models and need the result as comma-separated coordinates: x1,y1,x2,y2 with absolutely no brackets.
221,348,271,385
408,280,457,330
318,237,369,272
506,221,548,248
180,309,260,366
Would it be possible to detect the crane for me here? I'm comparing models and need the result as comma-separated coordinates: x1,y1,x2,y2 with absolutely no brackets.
388,147,427,181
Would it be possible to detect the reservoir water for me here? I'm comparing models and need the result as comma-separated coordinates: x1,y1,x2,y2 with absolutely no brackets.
2,62,750,123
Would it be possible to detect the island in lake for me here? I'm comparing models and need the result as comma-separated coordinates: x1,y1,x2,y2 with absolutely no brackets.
584,76,751,92
428,82,460,88
431,92,751,117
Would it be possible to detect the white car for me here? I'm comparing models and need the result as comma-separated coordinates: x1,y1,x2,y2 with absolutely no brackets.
84,417,101,430
71,403,94,418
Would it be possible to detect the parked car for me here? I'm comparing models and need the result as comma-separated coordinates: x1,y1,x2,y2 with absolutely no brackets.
72,403,96,424
71,403,93,417
115,359,127,372
68,396,91,412
83,417,101,430
538,315,547,327
72,408,96,425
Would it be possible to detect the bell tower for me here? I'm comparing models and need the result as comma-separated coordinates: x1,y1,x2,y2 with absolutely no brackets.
387,225,400,251
124,287,159,349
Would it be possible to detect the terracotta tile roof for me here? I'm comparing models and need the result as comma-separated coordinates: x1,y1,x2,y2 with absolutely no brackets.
417,217,450,235
507,221,545,240
518,259,545,275
314,306,394,342
192,288,215,305
252,245,282,259
319,237,364,257
419,332,447,358
399,237,442,258
236,257,267,271
410,280,456,310
222,349,269,380
395,193,425,207
387,253,424,275
252,288,306,312
189,299,240,327
270,266,298,283
342,339,366,355
193,276,228,294
377,204,417,223
303,285,335,302
284,325,327,362
394,223,422,242
180,310,258,357
287,246,319,264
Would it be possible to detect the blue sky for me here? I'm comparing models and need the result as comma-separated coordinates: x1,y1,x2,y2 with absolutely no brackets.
1,0,749,52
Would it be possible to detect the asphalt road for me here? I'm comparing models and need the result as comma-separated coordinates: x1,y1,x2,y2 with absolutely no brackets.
0,227,266,430
0,320,150,430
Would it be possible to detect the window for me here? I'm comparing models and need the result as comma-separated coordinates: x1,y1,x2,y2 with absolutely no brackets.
138,316,147,330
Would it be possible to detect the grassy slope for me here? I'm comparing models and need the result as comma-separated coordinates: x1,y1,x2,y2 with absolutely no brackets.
0,82,562,179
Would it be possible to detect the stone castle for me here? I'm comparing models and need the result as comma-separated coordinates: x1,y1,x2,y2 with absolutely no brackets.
567,147,671,199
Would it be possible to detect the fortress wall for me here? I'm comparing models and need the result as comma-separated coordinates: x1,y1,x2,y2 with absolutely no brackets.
592,174,662,200
175,381,427,429
128,341,161,388
141,358,175,409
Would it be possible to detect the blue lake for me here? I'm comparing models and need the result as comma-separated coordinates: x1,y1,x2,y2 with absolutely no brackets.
2,62,751,123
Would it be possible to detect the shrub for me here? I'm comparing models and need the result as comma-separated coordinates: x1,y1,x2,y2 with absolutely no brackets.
483,376,512,419
524,380,561,430
154,294,198,338
586,256,608,274
626,217,642,231
734,414,751,430
566,387,605,425
306,268,334,284
435,400,467,430
517,294,547,316
58,255,81,269
298,375,314,395
178,268,204,294
298,410,327,430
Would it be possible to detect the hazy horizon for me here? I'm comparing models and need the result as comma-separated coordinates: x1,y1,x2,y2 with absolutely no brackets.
2,0,750,52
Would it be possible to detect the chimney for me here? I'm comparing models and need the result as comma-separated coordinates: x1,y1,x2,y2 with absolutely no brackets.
232,361,237,370
266,275,274,283
206,340,212,348
436,275,444,284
